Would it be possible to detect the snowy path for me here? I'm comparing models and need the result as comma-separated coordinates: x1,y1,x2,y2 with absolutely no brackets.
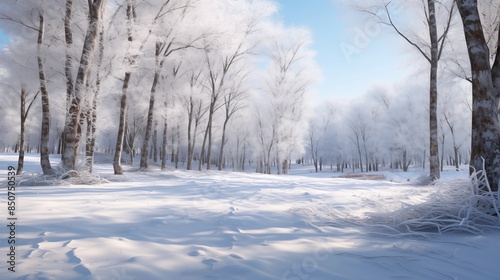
0,154,499,279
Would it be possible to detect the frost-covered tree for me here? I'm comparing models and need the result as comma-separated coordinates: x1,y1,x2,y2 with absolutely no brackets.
139,0,202,170
308,101,335,172
455,0,500,191
0,1,59,174
61,0,107,172
255,26,316,174
362,0,456,179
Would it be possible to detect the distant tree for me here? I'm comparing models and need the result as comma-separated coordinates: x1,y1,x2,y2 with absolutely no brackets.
217,70,249,171
16,87,39,175
256,28,314,174
113,0,171,174
308,102,335,172
139,0,201,170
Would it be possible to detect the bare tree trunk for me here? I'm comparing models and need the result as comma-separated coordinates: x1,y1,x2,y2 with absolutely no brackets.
113,4,135,175
456,0,500,191
198,118,209,171
363,140,369,173
153,121,158,163
62,0,106,172
86,28,104,173
140,42,162,170
161,119,168,170
206,102,215,170
217,116,230,171
17,89,38,175
175,124,180,169
113,72,130,174
36,12,53,175
428,0,440,180
62,0,74,156
18,91,26,175
187,99,194,170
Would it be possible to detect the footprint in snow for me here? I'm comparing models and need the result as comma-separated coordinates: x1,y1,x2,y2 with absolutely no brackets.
188,249,206,257
229,254,243,260
202,258,218,268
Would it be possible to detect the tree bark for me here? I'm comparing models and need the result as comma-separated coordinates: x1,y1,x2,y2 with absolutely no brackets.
37,12,53,175
456,0,500,191
86,28,104,173
161,119,168,170
187,97,194,170
217,116,230,171
113,72,130,174
428,0,440,180
17,89,38,175
140,42,163,170
113,3,135,175
62,0,106,172
153,121,158,163
62,0,74,157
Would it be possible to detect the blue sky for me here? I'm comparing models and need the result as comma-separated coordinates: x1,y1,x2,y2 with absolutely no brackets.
0,29,7,45
275,0,412,100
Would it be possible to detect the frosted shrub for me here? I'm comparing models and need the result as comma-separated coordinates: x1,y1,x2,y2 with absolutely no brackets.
13,157,109,186
366,165,500,236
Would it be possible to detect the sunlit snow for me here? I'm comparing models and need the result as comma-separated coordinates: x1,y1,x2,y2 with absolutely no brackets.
0,154,499,280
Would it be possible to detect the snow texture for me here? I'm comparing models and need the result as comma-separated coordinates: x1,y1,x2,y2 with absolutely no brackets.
0,153,499,280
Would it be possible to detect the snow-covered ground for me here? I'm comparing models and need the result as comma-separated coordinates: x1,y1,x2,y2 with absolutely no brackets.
0,153,499,280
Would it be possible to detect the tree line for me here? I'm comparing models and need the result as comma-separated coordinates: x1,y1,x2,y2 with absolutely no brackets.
0,0,499,190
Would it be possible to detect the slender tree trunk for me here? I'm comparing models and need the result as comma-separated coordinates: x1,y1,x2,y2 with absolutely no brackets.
161,119,168,170
113,72,130,174
456,0,500,191
140,42,163,169
198,115,210,171
206,106,214,170
356,137,363,172
428,0,440,180
363,141,369,173
175,124,180,169
153,121,158,163
62,0,74,156
187,99,194,170
17,88,33,175
85,28,104,173
241,142,246,172
113,3,135,175
217,117,230,171
37,12,52,175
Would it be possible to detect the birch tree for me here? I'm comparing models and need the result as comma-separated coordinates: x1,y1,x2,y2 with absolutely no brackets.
217,70,249,171
113,0,172,174
308,102,335,172
182,64,207,170
139,0,200,170
16,87,39,175
61,0,107,172
0,2,55,174
455,0,500,191
365,0,456,180
256,27,315,174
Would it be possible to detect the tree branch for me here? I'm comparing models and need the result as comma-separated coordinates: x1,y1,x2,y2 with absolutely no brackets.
384,3,432,63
